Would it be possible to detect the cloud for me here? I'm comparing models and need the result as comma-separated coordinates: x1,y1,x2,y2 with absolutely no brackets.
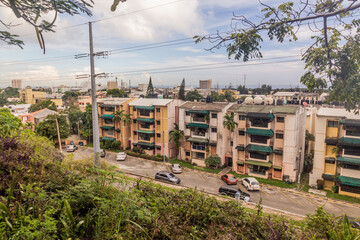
176,46,202,53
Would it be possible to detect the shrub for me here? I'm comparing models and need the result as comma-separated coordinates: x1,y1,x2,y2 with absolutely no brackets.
316,179,324,190
111,140,121,150
205,155,221,168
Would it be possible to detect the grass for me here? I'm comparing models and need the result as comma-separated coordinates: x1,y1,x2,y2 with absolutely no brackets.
170,159,224,174
229,170,297,189
324,190,360,204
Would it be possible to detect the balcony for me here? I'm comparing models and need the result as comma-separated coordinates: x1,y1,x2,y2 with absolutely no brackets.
191,131,209,139
192,145,206,151
192,116,206,122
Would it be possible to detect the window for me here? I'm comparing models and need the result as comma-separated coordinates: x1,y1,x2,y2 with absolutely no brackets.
186,111,191,116
139,109,151,116
341,184,360,194
343,164,360,170
186,151,191,156
133,131,137,135
157,120,160,125
274,168,282,172
104,119,113,124
250,118,268,128
133,119,137,124
211,113,217,118
249,165,267,175
211,128,217,133
156,108,160,112
238,130,245,136
325,158,335,164
277,117,284,123
276,133,284,139
104,107,114,112
157,133,161,138
345,126,360,137
250,152,267,160
156,146,161,150
139,133,151,141
328,121,339,128
195,152,205,159
105,130,114,136
140,123,152,129
230,141,233,147
239,115,246,121
250,135,267,144
133,107,136,111
192,142,206,151
344,147,360,156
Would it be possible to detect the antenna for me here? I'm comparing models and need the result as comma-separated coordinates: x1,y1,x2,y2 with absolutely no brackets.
244,74,246,87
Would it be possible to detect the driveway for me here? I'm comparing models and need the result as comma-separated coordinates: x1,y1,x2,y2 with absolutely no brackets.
70,147,360,218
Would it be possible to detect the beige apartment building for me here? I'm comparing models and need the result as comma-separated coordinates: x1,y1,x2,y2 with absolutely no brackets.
19,87,46,104
97,98,135,150
230,105,306,181
178,102,233,166
199,79,212,89
11,79,22,89
129,98,183,157
310,107,360,198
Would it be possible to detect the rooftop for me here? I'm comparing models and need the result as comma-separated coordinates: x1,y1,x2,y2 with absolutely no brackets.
31,108,58,119
273,92,299,97
128,98,173,107
227,104,240,112
235,105,300,114
180,101,231,112
98,98,131,105
317,107,360,119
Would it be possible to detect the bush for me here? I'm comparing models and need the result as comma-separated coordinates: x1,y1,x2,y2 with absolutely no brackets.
132,146,143,154
331,185,339,193
111,140,121,150
205,155,221,168
316,179,324,190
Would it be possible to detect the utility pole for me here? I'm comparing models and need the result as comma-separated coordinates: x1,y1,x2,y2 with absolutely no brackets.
55,117,62,152
89,22,101,168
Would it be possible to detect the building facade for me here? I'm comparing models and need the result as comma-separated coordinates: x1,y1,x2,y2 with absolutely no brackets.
310,107,360,198
199,79,212,89
11,79,22,89
19,87,46,104
179,102,233,167
129,98,183,157
107,81,118,89
98,98,134,150
230,105,306,181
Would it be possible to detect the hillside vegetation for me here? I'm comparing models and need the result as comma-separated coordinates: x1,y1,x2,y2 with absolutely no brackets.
0,133,359,239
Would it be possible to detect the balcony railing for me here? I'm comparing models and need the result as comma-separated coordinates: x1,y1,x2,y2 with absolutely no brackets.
192,145,206,151
193,117,206,122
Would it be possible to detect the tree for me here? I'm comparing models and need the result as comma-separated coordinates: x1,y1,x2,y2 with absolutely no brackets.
82,104,93,142
62,91,79,107
169,123,184,159
195,1,360,111
251,85,272,95
146,77,155,98
106,89,125,98
205,155,221,168
35,114,70,141
223,113,238,132
178,78,185,100
185,90,203,102
29,100,57,113
0,108,22,137
237,85,248,94
66,106,84,135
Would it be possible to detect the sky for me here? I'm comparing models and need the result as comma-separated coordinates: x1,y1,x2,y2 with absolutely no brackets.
0,0,318,89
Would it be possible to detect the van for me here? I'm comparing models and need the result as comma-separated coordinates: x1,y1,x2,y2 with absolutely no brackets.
218,185,250,203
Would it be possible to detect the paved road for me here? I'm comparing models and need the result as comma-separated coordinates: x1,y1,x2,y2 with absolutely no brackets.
70,147,360,218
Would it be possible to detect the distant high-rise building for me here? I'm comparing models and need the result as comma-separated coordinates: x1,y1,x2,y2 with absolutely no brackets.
107,80,118,89
12,79,22,89
199,79,212,89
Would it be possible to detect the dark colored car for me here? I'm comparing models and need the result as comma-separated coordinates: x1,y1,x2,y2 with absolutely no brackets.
218,185,250,202
221,174,238,185
155,171,181,184
100,149,106,157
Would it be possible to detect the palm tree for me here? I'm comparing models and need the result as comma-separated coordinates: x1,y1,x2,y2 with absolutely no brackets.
169,123,184,159
122,113,131,126
223,112,238,131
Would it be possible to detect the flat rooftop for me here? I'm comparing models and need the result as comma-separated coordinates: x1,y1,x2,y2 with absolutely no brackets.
235,105,300,114
317,107,360,119
128,98,173,107
180,101,231,112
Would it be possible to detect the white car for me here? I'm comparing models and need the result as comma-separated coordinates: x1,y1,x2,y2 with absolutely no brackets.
116,152,127,161
66,145,77,152
241,177,260,191
171,164,182,174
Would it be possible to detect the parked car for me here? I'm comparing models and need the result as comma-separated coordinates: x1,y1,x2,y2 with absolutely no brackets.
100,149,106,157
155,171,181,184
66,145,77,152
221,174,238,185
171,164,182,174
218,185,250,202
241,177,260,191
116,152,127,161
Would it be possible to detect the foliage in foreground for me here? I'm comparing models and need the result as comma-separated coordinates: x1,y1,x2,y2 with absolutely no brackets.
0,135,359,239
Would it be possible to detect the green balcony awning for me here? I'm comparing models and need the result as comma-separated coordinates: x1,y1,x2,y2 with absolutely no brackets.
187,110,209,114
115,128,120,132
246,128,274,137
338,137,360,147
135,106,154,110
340,119,360,127
136,130,155,134
99,104,115,108
245,160,272,168
101,126,115,130
186,137,209,143
246,112,274,119
246,144,273,154
322,173,336,181
236,161,245,165
236,145,245,151
338,176,360,187
273,149,283,155
337,156,360,165
137,142,155,147
325,138,338,145
101,137,116,141
209,142,217,146
101,114,114,119
273,165,282,170
186,122,209,129
137,118,154,123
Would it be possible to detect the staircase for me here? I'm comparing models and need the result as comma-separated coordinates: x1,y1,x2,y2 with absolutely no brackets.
218,166,232,175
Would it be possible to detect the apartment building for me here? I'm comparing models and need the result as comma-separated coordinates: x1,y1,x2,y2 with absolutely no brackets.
75,96,92,112
19,87,46,104
98,98,134,149
129,98,183,157
310,107,360,198
230,105,306,181
179,102,233,166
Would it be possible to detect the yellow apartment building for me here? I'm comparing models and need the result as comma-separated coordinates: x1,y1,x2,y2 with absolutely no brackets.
19,87,46,104
129,98,183,157
97,98,135,150
310,107,360,198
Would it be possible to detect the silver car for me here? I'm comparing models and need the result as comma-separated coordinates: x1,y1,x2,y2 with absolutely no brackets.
241,177,260,191
171,164,182,174
155,171,181,184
